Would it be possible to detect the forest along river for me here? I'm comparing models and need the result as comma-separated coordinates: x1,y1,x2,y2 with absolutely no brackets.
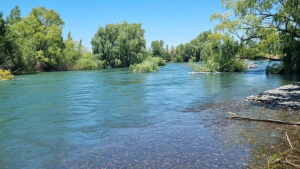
1,61,300,168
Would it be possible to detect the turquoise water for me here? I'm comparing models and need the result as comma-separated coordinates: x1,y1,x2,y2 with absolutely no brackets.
1,62,300,168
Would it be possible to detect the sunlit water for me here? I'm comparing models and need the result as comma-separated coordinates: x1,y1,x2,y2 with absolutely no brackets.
1,61,300,168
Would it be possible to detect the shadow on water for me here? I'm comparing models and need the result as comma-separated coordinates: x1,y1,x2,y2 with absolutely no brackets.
1,61,300,168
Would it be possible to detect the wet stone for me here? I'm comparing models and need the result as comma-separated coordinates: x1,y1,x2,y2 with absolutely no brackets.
245,82,300,110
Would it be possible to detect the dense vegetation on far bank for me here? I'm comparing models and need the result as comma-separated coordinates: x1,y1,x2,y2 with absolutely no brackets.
2,0,300,75
0,6,170,75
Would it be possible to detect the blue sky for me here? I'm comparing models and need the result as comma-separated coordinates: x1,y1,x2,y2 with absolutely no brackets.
2,0,226,50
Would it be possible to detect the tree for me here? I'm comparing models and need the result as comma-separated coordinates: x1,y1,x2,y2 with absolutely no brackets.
173,30,212,62
151,40,163,57
6,5,21,26
174,43,196,62
0,12,6,65
162,44,171,62
10,6,65,72
62,31,83,70
211,0,300,74
200,32,245,72
1,6,94,73
174,43,185,62
0,9,22,70
190,30,212,61
91,21,146,68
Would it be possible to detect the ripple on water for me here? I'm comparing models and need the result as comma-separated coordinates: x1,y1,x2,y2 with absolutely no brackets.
1,62,300,168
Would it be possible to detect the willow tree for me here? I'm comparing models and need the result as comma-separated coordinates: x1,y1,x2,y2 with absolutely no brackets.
190,30,212,61
173,31,212,62
211,0,300,74
200,32,245,72
91,21,147,68
10,7,65,72
61,32,83,70
151,40,164,57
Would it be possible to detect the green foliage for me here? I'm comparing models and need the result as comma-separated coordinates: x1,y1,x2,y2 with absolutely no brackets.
174,30,212,62
187,33,246,73
174,43,188,62
61,32,83,70
0,69,14,80
2,8,166,73
199,32,246,72
91,21,147,68
267,151,288,169
212,0,300,74
0,6,96,73
6,6,65,72
189,62,210,72
129,57,165,73
151,40,164,57
174,54,183,62
162,44,171,62
190,30,212,61
74,55,107,70
0,12,6,65
5,5,21,26
239,41,266,59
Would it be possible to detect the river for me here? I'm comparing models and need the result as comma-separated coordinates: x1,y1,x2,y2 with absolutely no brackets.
1,61,300,168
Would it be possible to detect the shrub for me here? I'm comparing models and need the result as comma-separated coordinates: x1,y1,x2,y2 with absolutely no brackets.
74,56,107,70
0,69,14,80
129,57,164,73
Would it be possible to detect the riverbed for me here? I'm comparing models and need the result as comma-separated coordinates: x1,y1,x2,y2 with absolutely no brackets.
1,61,300,168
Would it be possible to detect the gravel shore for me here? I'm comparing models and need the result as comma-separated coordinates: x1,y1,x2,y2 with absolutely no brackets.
245,82,300,110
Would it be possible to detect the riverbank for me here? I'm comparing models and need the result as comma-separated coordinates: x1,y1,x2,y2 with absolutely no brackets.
244,82,300,110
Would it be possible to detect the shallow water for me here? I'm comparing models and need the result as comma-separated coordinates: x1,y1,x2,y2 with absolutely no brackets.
1,61,300,168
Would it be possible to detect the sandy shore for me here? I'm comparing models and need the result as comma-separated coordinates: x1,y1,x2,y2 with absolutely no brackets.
245,82,300,110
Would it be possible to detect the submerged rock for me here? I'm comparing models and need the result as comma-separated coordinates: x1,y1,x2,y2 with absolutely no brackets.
245,82,300,110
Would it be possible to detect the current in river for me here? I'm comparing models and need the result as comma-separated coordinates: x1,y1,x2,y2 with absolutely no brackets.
1,61,300,168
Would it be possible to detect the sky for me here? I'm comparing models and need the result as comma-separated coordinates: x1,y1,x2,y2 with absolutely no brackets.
2,0,226,50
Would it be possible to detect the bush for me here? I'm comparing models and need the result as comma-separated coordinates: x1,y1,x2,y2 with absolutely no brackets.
0,69,14,80
189,59,246,73
199,33,246,72
129,57,164,73
74,56,107,70
152,57,166,66
174,54,183,62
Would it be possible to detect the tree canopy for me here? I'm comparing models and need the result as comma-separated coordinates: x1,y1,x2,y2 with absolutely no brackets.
0,6,91,74
91,21,147,68
211,0,300,74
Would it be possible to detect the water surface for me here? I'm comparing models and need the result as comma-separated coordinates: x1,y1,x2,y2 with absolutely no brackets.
1,61,300,168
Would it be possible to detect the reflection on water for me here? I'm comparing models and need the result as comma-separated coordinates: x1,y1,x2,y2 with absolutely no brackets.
0,61,300,168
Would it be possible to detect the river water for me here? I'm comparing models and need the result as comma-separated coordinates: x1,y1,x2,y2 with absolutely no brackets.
1,61,300,168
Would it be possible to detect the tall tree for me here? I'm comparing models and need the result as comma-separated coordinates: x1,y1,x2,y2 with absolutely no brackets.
162,44,171,61
190,30,212,61
151,40,164,57
11,6,65,72
211,0,300,74
91,21,146,67
6,5,21,26
0,12,6,65
0,9,21,69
